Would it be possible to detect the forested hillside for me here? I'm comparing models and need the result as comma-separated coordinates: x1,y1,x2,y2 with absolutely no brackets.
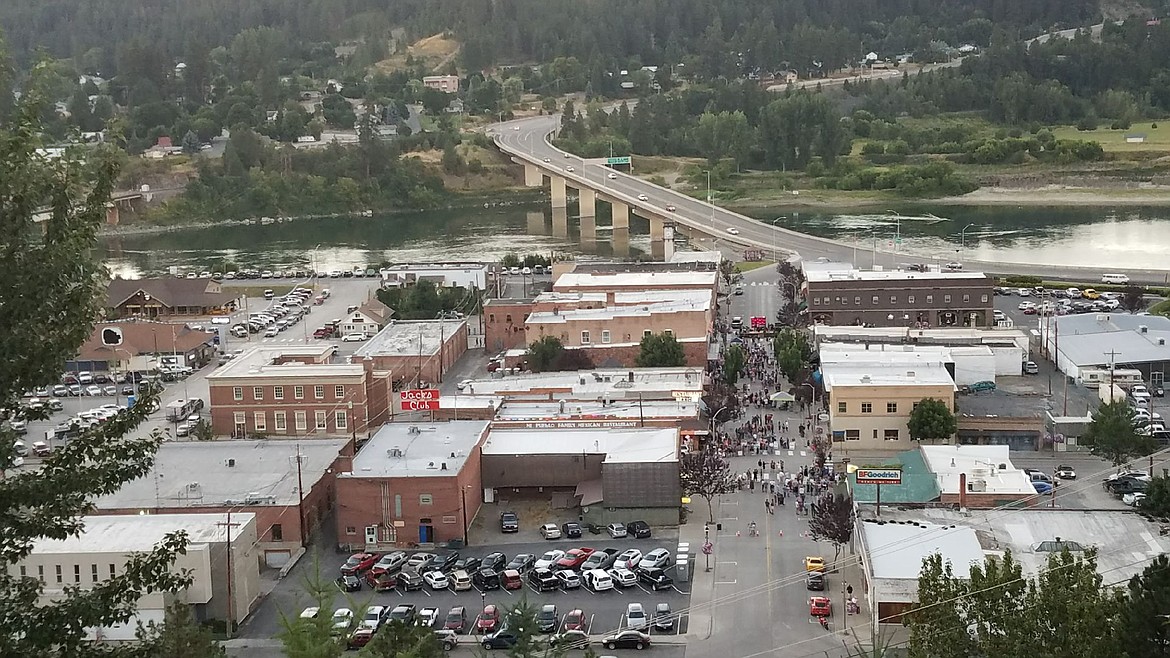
1,0,1100,74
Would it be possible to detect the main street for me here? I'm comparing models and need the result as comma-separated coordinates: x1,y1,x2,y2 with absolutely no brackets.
492,116,1170,285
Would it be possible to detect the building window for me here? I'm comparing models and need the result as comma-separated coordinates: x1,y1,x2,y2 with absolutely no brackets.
294,385,304,400
335,385,345,399
890,295,897,304
18,566,25,578
345,526,356,535
505,314,512,323
314,385,324,399
91,564,98,583
253,386,263,401
233,387,243,401
908,295,915,304
274,386,284,400
489,314,495,323
886,402,898,413
812,297,820,306
233,412,245,427
861,403,873,414
335,411,348,430
420,494,433,505
837,402,847,413
271,524,283,541
845,430,860,441
981,294,989,303
295,411,307,430
872,296,879,305
944,295,951,304
913,401,920,410
884,429,900,441
963,295,970,303
108,564,115,579
664,329,673,336
254,412,266,431
274,412,286,431
643,329,652,338
315,411,327,429
855,296,861,305
926,295,933,304
394,494,402,518
73,564,81,582
823,297,831,305
873,429,879,439
581,330,591,344
38,565,44,583
602,330,611,344
55,565,62,584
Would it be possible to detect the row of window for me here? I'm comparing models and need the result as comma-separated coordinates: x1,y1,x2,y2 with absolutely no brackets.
342,493,437,534
579,328,669,345
839,401,913,414
232,384,347,402
811,293,989,307
20,562,116,585
233,410,348,432
842,429,902,441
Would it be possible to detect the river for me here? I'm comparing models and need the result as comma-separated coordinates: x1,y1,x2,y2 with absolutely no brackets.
101,203,1170,277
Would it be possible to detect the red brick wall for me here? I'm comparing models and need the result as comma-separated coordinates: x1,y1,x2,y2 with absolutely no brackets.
939,492,1038,509
368,328,469,391
572,341,708,368
209,379,370,438
485,301,533,354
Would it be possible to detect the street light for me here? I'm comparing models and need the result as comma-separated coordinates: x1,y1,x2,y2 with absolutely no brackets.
770,217,785,262
959,223,977,250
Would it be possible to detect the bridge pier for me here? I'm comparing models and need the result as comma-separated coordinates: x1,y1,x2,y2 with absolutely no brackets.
649,216,665,242
611,202,629,230
526,211,545,234
578,188,596,217
551,206,569,238
524,164,543,187
580,214,597,249
612,228,630,256
663,223,676,261
550,176,567,209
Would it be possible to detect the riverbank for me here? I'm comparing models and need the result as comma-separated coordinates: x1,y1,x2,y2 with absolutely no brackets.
101,188,545,237
722,184,1170,212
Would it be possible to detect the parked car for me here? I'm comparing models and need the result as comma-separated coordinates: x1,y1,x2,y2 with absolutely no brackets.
804,556,825,572
501,569,523,590
1023,361,1039,375
616,548,643,570
481,551,508,574
476,605,501,634
406,552,437,571
481,629,520,649
341,333,367,342
583,568,614,592
653,603,674,631
434,629,459,651
626,520,652,538
330,608,355,636
636,548,671,571
443,606,467,633
387,604,416,625
555,569,581,590
602,630,651,650
529,567,560,592
548,630,590,650
340,552,379,575
450,569,472,591
557,548,596,570
396,570,424,591
1055,465,1077,480
417,607,440,628
561,521,583,538
423,570,449,590
581,548,619,571
608,567,637,588
1032,481,1054,495
499,511,519,532
452,556,481,574
365,570,397,591
535,550,566,570
538,604,559,633
506,553,535,572
539,523,562,540
638,567,674,591
809,597,832,617
606,523,628,538
472,567,501,590
563,609,588,632
432,551,460,573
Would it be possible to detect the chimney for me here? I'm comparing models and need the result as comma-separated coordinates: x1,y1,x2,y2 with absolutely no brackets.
959,472,967,511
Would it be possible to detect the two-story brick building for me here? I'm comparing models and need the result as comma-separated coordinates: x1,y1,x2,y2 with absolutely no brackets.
207,345,393,439
804,264,993,328
334,421,490,551
353,319,468,392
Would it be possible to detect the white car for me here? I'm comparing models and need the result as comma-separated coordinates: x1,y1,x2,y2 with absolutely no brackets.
456,380,473,392
512,126,520,131
542,158,550,163
637,194,649,201
625,603,648,630
565,166,575,172
606,523,627,538
331,608,354,634
423,570,449,590
583,568,614,591
1124,492,1147,506
521,267,532,275
607,567,637,587
616,549,642,570
539,523,562,540
417,607,440,628
300,607,320,619
341,333,367,342
264,327,279,337
535,550,566,570
944,262,963,271
637,548,671,571
726,227,740,235
359,606,386,631
607,172,617,179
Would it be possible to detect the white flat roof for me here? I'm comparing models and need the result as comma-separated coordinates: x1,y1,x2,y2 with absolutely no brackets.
344,421,489,478
482,427,678,463
553,271,717,290
814,325,1029,345
207,345,362,380
354,319,467,358
534,291,608,304
494,399,698,421
861,519,984,581
459,367,706,399
919,445,1034,495
95,439,348,509
807,268,988,283
29,513,256,554
528,298,710,323
819,345,954,366
669,250,722,264
380,262,487,272
822,362,956,389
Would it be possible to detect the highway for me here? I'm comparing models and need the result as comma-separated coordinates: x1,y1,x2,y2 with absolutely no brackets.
492,115,1170,285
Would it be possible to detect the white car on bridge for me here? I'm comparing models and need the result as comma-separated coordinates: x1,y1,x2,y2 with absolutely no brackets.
727,227,740,235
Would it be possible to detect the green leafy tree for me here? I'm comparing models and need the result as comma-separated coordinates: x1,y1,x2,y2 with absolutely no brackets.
807,489,854,568
1085,400,1156,467
525,336,564,373
906,398,957,443
636,332,686,367
360,619,444,657
718,259,738,289
136,600,226,657
1141,476,1170,516
722,345,745,386
181,129,201,154
680,450,737,523
0,57,190,657
1117,554,1170,655
773,328,812,384
905,553,975,658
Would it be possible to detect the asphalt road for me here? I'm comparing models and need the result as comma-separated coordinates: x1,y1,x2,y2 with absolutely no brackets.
491,112,1169,285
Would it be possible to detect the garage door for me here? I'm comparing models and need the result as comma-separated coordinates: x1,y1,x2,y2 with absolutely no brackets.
265,549,292,568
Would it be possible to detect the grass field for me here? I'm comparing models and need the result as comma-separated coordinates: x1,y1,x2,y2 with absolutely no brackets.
1051,124,1170,152
735,260,774,273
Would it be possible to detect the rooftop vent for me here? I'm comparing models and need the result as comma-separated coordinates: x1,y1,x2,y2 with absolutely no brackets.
388,447,404,457
226,458,236,468
441,462,448,470
1141,325,1149,334
860,375,872,383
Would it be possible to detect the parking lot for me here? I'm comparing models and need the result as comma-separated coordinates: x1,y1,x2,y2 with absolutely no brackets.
246,537,692,646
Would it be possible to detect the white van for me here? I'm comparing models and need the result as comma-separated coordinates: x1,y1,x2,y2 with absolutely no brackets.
583,568,614,592
1101,273,1130,285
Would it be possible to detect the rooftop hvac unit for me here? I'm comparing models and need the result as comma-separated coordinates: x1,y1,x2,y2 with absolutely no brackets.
408,426,420,434
187,482,200,490
226,458,236,467
388,447,404,457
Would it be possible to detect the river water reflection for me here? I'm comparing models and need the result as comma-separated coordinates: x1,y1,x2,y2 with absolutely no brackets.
101,203,1170,275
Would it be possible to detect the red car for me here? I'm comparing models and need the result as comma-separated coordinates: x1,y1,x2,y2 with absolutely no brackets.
556,548,596,570
809,596,831,617
477,604,500,633
365,570,396,591
563,608,588,632
340,552,379,575
347,628,374,649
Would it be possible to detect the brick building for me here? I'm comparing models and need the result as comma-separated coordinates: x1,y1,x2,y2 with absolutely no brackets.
353,319,469,393
804,264,993,328
206,345,393,439
92,439,352,567
334,421,490,551
484,298,536,354
421,75,461,93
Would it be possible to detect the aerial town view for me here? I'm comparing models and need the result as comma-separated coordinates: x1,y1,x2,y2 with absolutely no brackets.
4,1,1170,657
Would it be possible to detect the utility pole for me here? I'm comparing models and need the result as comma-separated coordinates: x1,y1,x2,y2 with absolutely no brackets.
294,445,306,547
217,511,243,638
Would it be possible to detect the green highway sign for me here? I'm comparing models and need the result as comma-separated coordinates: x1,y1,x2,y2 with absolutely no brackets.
606,156,632,165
